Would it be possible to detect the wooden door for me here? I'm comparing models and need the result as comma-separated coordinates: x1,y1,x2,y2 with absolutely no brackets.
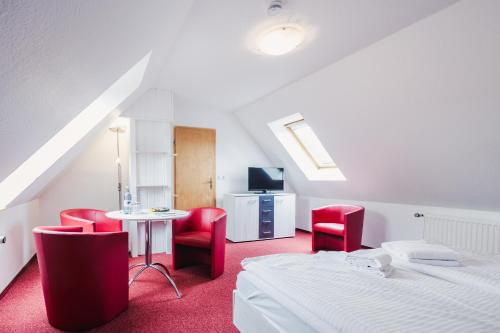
174,126,216,210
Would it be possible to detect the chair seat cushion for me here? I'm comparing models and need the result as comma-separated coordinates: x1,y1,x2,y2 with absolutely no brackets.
313,223,345,236
175,231,211,249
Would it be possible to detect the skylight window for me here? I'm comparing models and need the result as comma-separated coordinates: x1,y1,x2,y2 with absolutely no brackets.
268,113,345,181
286,119,336,169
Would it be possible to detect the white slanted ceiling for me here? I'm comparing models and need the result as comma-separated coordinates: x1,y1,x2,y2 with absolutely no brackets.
2,0,497,215
235,0,500,211
0,0,193,208
158,0,457,111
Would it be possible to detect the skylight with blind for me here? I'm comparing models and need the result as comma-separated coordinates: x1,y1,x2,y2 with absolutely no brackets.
286,119,336,169
268,113,345,181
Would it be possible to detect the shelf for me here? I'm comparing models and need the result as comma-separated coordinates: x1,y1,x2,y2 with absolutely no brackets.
136,184,168,188
135,151,170,154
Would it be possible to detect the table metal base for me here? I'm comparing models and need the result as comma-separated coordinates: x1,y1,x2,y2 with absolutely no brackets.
128,219,182,299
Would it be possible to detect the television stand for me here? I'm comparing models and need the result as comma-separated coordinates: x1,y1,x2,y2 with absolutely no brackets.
223,192,296,242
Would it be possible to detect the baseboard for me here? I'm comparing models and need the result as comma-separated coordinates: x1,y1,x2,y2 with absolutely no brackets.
0,254,37,300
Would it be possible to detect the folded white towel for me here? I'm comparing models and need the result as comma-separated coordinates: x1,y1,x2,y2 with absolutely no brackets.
350,265,394,278
408,258,462,267
345,248,392,268
381,240,459,261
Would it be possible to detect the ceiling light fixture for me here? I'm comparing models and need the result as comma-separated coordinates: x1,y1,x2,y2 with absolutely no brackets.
267,0,284,16
257,25,305,56
254,1,305,56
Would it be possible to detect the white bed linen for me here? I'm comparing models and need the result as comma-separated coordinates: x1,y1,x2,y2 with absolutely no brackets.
236,271,321,333
241,252,500,333
392,252,500,296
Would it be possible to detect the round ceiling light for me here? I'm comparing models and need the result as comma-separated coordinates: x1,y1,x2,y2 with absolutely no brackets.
257,25,305,56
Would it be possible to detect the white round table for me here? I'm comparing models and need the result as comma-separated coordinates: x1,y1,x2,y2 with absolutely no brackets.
106,209,189,298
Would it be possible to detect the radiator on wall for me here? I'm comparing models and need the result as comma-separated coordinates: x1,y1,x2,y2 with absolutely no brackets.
420,213,500,255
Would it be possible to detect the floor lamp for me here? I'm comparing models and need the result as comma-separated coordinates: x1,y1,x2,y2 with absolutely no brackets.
109,125,126,210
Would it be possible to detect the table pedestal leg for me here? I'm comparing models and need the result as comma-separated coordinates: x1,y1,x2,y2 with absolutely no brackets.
128,219,182,298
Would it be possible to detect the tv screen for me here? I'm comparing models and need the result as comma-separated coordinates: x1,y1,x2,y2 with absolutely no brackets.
248,167,284,192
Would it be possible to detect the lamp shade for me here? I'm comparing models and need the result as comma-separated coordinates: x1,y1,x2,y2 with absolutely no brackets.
257,25,305,56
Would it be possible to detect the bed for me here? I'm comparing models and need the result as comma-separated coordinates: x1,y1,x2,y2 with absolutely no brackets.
233,214,500,333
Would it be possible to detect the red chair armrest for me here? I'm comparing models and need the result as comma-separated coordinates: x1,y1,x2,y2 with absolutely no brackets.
94,211,122,232
34,226,84,233
344,208,365,251
173,213,193,236
344,209,364,228
210,214,227,244
210,214,227,278
60,215,96,232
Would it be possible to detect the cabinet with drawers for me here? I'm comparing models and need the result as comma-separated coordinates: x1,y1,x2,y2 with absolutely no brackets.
224,193,295,242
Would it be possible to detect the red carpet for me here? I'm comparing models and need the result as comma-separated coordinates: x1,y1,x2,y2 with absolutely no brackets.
0,231,311,332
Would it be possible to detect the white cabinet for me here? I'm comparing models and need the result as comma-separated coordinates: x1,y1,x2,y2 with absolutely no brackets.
274,195,295,238
224,193,295,242
230,196,259,242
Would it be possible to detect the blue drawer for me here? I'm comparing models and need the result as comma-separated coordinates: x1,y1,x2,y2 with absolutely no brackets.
259,196,274,238
259,221,274,238
259,196,274,207
259,207,273,218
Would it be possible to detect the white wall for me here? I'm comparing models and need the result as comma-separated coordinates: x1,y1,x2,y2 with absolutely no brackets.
174,96,273,206
39,122,130,225
1,114,128,294
0,200,39,293
0,1,193,209
297,196,500,248
235,0,500,212
122,88,174,122
233,0,500,245
38,89,176,225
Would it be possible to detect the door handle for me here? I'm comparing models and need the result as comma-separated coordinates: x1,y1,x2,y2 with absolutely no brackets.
204,178,213,189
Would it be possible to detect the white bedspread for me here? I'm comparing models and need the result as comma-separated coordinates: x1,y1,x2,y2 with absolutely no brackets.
392,252,500,296
241,252,500,333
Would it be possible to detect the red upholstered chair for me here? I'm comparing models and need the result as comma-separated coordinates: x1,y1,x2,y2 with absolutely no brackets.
33,226,128,331
172,207,227,279
312,205,365,252
60,208,122,232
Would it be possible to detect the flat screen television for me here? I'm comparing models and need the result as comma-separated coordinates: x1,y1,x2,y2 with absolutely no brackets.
248,167,284,193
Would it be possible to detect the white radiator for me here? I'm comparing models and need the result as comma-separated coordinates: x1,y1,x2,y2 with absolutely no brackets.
421,214,500,255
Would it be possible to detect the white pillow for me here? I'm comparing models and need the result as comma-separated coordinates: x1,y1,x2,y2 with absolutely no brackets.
381,240,459,261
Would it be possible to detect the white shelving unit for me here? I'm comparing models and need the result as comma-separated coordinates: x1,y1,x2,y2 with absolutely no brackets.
128,119,174,257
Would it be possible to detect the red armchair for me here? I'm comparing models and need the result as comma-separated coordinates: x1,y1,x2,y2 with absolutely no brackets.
33,226,128,331
312,205,365,252
172,207,227,279
60,208,122,232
